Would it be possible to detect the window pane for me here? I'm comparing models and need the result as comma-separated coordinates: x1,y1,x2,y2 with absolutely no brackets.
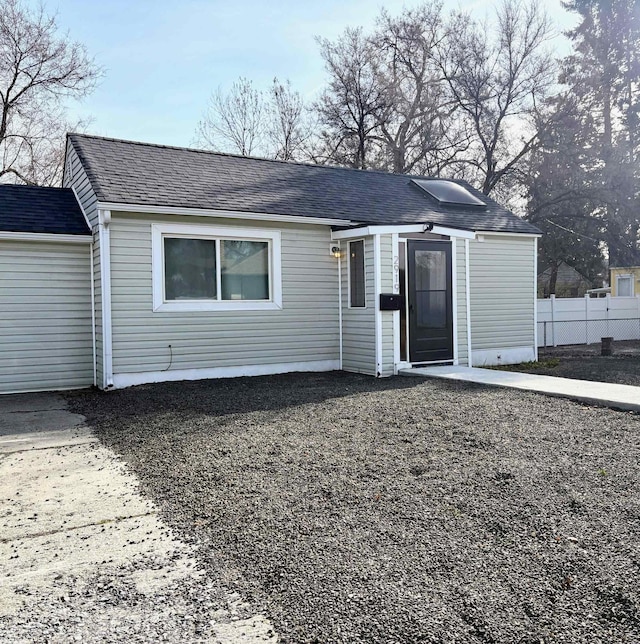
220,240,269,300
350,240,365,307
164,237,217,300
618,276,632,297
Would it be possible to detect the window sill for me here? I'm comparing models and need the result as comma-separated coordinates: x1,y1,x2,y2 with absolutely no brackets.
154,300,283,313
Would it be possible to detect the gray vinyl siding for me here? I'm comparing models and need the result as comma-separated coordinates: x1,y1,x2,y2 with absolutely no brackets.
469,235,535,350
379,234,395,376
0,241,93,393
63,141,103,386
341,237,376,375
109,213,340,374
455,240,468,365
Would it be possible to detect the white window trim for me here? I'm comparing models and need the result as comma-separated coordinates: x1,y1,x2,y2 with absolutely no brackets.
347,238,367,309
151,223,282,312
616,274,635,297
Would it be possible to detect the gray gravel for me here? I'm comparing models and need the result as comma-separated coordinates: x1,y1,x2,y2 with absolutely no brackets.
67,372,640,643
510,341,640,386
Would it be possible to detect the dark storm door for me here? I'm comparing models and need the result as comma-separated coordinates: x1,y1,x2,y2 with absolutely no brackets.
407,240,453,363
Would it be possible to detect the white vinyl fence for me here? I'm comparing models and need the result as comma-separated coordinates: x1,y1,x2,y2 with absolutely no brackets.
537,295,640,347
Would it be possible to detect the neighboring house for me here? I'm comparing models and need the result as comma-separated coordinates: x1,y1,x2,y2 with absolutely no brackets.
0,134,541,394
537,261,593,298
610,266,640,296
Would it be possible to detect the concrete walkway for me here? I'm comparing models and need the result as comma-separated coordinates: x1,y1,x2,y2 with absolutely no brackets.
401,366,640,413
0,392,276,643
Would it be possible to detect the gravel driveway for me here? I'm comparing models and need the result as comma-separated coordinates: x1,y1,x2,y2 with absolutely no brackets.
68,372,640,643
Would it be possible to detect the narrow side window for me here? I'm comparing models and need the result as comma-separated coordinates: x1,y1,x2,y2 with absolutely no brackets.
349,240,366,308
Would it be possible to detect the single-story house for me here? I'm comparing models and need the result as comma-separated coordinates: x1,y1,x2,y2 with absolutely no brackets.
0,134,541,394
610,266,640,297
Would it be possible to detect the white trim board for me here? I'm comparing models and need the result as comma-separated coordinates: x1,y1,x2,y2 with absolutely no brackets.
99,202,352,227
112,359,340,389
451,237,458,365
98,209,114,389
392,232,400,374
476,231,542,239
332,224,476,240
373,235,383,376
0,231,92,244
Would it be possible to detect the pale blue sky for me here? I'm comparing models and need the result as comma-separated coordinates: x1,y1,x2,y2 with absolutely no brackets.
40,0,579,147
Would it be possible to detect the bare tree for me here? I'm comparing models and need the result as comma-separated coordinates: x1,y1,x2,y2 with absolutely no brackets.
0,0,100,185
196,77,265,156
372,3,467,175
314,28,387,169
267,78,310,161
436,0,557,194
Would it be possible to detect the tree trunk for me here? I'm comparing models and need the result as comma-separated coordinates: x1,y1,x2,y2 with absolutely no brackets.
548,263,559,296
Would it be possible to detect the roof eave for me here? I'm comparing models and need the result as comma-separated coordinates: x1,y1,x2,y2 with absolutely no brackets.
96,201,354,227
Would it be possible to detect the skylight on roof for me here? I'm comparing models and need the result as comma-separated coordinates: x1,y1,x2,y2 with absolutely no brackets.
411,179,486,207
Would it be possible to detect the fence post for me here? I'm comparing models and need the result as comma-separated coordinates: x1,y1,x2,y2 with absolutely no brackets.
584,294,589,345
550,294,557,347
605,293,611,339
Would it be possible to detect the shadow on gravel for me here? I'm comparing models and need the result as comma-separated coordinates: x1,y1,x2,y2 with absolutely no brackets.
66,370,433,425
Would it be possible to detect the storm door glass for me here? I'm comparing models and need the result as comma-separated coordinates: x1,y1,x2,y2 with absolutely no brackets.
414,249,447,328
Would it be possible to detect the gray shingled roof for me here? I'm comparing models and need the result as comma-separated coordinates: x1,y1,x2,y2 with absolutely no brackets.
0,184,90,235
69,133,540,235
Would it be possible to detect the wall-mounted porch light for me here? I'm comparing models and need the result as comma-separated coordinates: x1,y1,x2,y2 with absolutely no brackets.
331,245,341,258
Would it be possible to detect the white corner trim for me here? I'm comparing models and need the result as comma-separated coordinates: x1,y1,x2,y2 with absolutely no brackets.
392,233,400,374
0,231,92,244
98,209,114,388
151,222,283,312
111,359,340,389
373,235,382,377
533,237,538,361
465,238,472,368
337,249,343,370
451,238,458,365
89,243,97,387
98,202,352,227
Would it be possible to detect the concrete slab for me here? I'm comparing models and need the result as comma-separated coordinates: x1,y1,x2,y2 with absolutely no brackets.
0,392,278,642
0,426,97,453
401,365,640,413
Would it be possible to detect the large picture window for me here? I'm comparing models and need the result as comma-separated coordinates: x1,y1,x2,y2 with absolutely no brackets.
152,224,281,312
349,239,366,308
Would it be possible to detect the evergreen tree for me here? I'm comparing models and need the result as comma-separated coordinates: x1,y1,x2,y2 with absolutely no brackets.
561,0,640,265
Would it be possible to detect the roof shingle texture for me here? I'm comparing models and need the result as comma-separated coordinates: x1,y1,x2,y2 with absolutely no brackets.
0,184,90,235
69,134,540,234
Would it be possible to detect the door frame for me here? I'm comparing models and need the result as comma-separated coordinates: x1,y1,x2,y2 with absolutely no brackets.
397,236,458,367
